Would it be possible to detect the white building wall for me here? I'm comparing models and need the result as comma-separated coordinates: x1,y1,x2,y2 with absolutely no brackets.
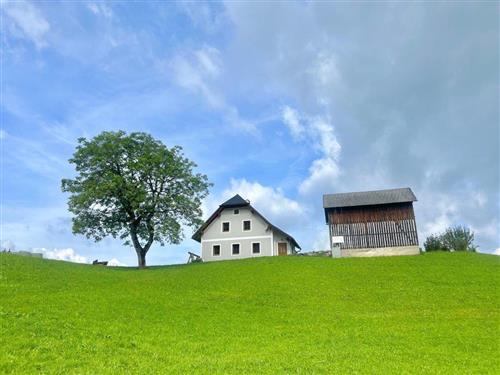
202,206,268,240
201,207,272,261
199,206,296,261
202,237,273,262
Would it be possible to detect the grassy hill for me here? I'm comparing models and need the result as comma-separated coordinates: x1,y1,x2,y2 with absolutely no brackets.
1,252,498,374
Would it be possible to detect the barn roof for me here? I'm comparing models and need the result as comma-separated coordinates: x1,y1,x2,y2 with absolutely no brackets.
192,194,301,249
323,187,417,209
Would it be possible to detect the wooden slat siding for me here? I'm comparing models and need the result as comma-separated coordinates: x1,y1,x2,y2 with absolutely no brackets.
327,202,418,249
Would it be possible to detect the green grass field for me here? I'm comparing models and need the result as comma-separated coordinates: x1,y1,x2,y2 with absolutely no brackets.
1,252,498,374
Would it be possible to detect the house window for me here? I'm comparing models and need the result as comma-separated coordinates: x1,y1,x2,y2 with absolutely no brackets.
222,222,230,232
252,242,260,254
234,209,239,214
212,245,221,256
243,220,251,231
232,243,240,255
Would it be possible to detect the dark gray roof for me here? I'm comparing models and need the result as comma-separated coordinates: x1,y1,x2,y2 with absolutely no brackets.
220,194,249,208
323,187,417,208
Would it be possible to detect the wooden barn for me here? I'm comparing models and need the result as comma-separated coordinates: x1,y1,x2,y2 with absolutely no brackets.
323,187,419,257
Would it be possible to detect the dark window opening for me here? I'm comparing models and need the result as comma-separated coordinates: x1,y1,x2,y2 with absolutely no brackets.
243,220,251,231
213,245,221,256
252,243,260,254
232,244,240,255
222,222,230,232
234,209,239,214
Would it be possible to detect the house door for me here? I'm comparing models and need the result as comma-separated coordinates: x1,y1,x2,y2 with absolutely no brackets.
278,242,287,256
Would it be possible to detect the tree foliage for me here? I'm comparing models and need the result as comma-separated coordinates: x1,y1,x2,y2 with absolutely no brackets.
62,131,211,267
424,225,476,252
423,234,447,252
441,226,476,252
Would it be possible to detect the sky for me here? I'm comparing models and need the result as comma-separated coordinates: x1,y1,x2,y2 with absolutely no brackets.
1,1,499,266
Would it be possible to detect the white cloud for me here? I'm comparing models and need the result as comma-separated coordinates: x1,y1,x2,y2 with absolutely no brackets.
281,107,342,195
3,241,88,264
0,129,6,139
423,213,452,238
169,45,256,133
3,1,50,49
195,45,222,77
300,157,341,195
87,3,114,18
107,258,127,267
170,51,222,107
282,106,305,139
493,248,500,256
310,117,341,160
419,194,458,239
35,247,88,264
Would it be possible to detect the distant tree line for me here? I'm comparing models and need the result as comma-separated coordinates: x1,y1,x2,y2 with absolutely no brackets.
424,226,477,252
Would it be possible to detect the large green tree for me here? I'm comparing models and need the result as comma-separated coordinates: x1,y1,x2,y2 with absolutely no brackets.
62,131,211,268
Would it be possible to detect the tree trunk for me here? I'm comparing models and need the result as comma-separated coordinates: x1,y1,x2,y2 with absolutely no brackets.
136,250,146,268
130,220,154,269
130,225,147,268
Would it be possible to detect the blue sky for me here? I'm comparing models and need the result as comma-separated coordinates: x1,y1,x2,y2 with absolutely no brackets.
1,1,499,265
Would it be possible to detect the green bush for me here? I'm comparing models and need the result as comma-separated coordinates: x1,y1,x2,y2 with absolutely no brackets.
424,234,448,252
442,226,476,252
424,226,477,252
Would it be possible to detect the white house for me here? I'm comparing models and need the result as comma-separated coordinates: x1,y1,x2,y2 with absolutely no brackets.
192,194,301,262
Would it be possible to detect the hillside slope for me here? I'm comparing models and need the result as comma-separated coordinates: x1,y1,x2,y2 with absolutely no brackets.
1,252,498,374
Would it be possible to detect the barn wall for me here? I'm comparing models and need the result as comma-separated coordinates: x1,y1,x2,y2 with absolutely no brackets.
327,203,419,250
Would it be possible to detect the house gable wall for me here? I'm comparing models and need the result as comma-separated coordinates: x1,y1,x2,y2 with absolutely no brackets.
201,207,272,261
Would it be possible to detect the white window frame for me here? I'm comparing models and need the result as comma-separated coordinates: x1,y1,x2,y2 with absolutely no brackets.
231,243,240,256
242,219,252,232
251,241,261,255
212,244,221,257
221,221,230,233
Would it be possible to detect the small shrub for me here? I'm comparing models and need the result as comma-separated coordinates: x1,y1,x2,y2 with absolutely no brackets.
441,226,476,252
424,234,448,252
424,226,477,253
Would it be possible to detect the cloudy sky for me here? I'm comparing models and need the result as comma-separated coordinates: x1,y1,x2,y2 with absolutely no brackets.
1,1,498,265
